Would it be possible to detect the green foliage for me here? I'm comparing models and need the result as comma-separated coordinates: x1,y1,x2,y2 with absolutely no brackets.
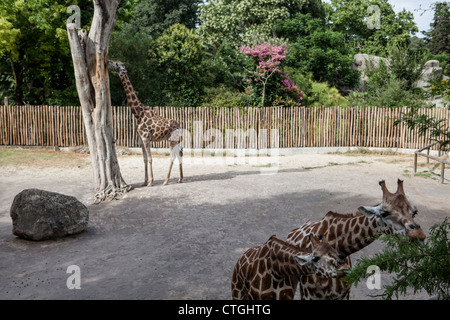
198,0,289,47
428,76,450,101
109,26,163,106
329,0,418,56
0,0,77,104
200,86,251,108
424,2,450,57
276,13,360,93
344,218,450,300
308,82,348,107
396,102,450,151
350,45,430,108
0,0,135,105
149,24,204,106
349,78,429,108
127,0,200,38
201,41,248,91
388,44,428,91
197,0,326,47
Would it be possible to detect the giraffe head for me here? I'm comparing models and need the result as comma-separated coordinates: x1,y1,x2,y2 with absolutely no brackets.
108,60,127,74
358,179,426,241
295,235,349,278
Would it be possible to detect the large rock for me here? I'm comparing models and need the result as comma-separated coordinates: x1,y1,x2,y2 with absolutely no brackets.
10,189,89,240
416,60,449,89
352,53,388,83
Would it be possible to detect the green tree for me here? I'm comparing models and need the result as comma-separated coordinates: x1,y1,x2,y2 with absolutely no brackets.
344,218,450,300
329,0,418,56
425,2,450,57
128,0,200,38
0,0,76,104
109,27,163,106
276,13,360,93
388,44,428,91
197,0,325,47
149,24,204,106
0,0,135,105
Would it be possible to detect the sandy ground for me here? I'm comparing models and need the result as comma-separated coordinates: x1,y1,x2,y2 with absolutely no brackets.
0,148,448,300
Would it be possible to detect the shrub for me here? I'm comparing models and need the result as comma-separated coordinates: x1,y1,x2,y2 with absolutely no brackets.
239,43,304,107
149,24,204,106
200,86,252,108
344,218,450,300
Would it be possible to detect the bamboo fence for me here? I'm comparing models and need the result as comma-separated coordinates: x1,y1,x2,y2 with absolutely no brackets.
0,105,449,150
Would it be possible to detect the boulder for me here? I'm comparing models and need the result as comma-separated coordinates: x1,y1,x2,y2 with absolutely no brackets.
352,53,388,83
10,189,89,240
416,60,449,90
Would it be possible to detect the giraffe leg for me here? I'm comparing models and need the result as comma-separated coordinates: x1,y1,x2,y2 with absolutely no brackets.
177,143,183,183
142,138,154,186
140,137,148,186
163,143,176,185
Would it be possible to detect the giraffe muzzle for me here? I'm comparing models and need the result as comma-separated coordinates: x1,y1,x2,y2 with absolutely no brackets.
336,263,351,278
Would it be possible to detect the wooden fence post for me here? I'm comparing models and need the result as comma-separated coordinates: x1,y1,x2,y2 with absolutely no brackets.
53,106,60,151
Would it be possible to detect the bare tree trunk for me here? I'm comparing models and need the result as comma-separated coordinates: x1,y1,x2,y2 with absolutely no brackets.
67,0,129,203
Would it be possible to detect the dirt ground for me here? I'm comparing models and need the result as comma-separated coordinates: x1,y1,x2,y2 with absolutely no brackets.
0,147,448,300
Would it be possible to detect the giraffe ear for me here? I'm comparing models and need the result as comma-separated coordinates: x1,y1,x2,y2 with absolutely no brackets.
294,254,313,266
358,205,380,217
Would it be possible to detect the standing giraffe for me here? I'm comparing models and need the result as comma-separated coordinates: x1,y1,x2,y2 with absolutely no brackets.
286,179,426,299
108,60,183,186
231,234,349,300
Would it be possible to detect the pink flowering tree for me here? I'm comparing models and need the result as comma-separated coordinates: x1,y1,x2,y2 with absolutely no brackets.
239,44,303,107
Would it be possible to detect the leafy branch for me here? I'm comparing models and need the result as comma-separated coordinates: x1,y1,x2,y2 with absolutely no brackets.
395,107,450,152
343,218,450,299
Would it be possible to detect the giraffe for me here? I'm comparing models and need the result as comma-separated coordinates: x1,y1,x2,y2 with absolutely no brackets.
286,179,426,300
108,60,183,186
231,234,349,300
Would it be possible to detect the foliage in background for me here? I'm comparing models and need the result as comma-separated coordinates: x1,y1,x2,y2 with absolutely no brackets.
197,0,289,47
0,0,448,108
0,0,135,105
424,2,450,58
275,12,360,94
126,0,200,39
329,0,418,56
349,44,430,108
344,218,450,300
149,24,204,106
428,76,450,103
0,0,77,105
197,0,326,47
396,104,450,152
109,25,162,106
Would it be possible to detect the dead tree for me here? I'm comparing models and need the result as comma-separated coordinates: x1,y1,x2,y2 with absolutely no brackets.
67,0,130,203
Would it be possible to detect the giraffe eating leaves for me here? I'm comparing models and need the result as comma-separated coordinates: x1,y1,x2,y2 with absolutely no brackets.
287,179,426,299
231,234,349,300
108,60,183,186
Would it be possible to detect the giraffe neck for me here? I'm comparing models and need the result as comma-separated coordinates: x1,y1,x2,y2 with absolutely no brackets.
118,72,147,120
268,239,311,278
323,213,389,256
